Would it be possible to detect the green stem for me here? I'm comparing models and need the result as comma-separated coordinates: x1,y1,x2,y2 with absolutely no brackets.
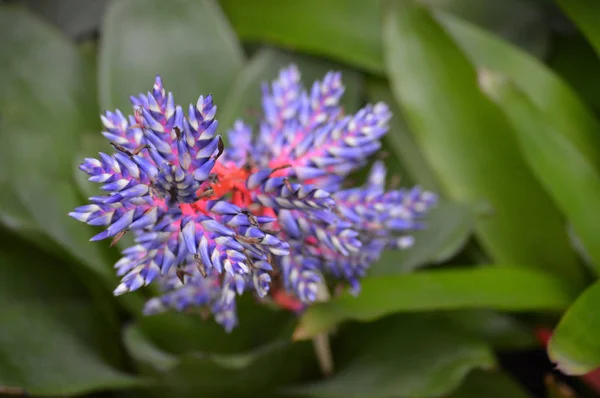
312,280,334,376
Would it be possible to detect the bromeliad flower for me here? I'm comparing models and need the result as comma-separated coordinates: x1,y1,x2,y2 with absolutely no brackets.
70,66,436,331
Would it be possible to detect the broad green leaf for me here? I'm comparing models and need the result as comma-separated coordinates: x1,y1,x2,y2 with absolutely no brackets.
136,295,297,356
220,47,363,133
443,310,537,350
555,0,600,57
0,5,116,283
481,75,600,274
370,202,476,276
286,314,495,398
219,0,382,73
123,325,178,372
567,225,596,273
366,80,441,191
548,280,600,375
435,11,600,173
220,0,552,73
0,303,140,396
99,0,244,111
0,118,39,235
383,1,583,286
548,35,600,112
0,171,41,237
124,323,316,398
0,233,90,303
420,0,550,58
294,266,577,340
23,0,107,39
0,232,139,396
126,280,306,388
448,369,531,398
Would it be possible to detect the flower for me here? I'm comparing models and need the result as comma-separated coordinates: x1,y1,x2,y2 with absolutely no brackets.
70,66,436,331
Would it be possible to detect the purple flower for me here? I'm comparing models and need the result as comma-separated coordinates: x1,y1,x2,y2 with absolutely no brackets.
70,67,436,331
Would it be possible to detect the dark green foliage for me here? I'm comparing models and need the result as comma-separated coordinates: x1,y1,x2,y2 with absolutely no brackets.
2,0,600,396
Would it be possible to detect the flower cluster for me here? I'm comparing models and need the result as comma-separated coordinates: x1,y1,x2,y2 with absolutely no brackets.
70,66,436,331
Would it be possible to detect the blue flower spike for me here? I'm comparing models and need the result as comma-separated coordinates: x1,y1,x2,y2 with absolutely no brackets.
70,68,436,331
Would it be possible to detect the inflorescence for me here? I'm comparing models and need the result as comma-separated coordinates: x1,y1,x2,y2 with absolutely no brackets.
69,65,437,331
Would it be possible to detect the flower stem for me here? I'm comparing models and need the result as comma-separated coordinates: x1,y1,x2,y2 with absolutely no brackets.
312,280,334,376
313,333,334,376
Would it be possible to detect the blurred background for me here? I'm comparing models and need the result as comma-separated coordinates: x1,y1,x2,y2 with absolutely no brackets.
2,0,600,397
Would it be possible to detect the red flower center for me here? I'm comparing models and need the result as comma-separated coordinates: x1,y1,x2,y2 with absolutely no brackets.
210,161,252,207
179,160,261,216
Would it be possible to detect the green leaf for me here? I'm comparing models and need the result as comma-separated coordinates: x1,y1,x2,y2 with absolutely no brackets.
0,118,39,236
0,5,116,283
548,280,600,375
0,168,41,237
23,0,106,39
555,0,600,57
0,232,140,396
448,369,531,398
294,266,577,340
286,314,495,398
220,0,552,74
567,225,596,273
421,0,550,58
443,310,537,350
0,303,140,396
219,47,363,134
481,74,600,274
99,0,244,111
365,80,441,190
135,295,297,356
123,325,178,372
219,0,383,73
435,11,600,174
369,201,476,276
382,1,583,286
548,35,600,112
123,323,316,398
